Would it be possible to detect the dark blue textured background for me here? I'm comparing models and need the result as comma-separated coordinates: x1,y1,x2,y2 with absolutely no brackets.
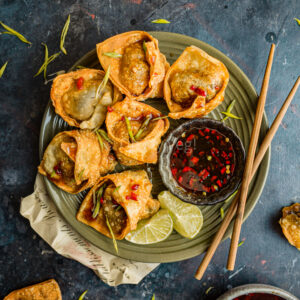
0,0,299,299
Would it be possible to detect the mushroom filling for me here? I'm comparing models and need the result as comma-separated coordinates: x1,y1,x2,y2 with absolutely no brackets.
120,41,150,95
170,70,222,108
62,78,113,121
102,184,127,234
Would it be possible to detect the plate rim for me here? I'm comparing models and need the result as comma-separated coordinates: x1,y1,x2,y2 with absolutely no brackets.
39,31,270,263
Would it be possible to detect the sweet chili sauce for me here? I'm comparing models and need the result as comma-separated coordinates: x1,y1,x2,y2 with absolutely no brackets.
170,127,235,195
234,293,285,300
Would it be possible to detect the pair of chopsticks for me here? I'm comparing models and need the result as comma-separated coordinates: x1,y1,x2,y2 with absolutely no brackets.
195,43,300,280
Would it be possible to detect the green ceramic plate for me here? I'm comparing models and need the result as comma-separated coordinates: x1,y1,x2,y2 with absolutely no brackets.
39,32,270,263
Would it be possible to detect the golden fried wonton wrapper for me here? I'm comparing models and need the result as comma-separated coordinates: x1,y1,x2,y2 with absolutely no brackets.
4,279,62,300
51,68,122,130
38,130,116,194
105,98,169,165
97,31,169,101
279,203,300,250
164,46,229,119
77,170,160,240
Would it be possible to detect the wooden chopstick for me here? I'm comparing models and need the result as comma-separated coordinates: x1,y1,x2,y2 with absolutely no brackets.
227,43,276,270
195,76,300,280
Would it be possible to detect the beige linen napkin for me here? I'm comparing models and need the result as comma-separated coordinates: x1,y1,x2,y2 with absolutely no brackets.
20,174,159,286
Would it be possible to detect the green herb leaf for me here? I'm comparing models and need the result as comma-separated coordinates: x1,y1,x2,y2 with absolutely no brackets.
152,115,168,121
294,18,300,26
151,294,155,300
78,290,88,300
50,170,56,178
0,61,8,78
221,111,242,120
0,21,32,44
238,240,245,247
115,206,122,212
113,185,121,193
151,19,170,24
60,14,70,55
106,216,119,254
96,65,111,100
92,189,96,211
103,52,122,58
125,116,136,143
222,100,236,121
42,43,48,79
143,40,147,53
134,114,152,141
98,129,113,144
205,287,214,295
220,207,224,219
96,130,104,150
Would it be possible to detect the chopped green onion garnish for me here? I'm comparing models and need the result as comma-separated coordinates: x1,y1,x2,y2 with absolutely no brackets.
106,216,118,254
96,65,110,100
222,100,236,121
60,14,70,55
97,183,106,199
98,129,113,144
294,18,300,26
76,65,86,69
113,185,121,193
78,169,85,180
220,207,224,219
92,197,101,219
125,116,136,143
0,61,8,78
238,240,245,247
48,70,65,77
96,130,104,150
103,52,122,58
92,189,96,211
50,170,56,178
152,115,168,121
0,21,32,44
78,290,88,300
221,111,242,120
205,287,214,295
115,206,122,212
143,40,147,52
134,114,152,141
151,19,170,24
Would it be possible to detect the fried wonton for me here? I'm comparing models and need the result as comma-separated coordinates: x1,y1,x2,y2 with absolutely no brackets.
77,170,160,240
164,46,229,119
105,98,169,165
4,279,62,300
97,31,169,101
51,68,122,130
38,130,116,194
279,203,300,250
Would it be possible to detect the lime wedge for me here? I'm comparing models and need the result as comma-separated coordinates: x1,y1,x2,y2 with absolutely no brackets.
158,191,203,239
125,209,173,244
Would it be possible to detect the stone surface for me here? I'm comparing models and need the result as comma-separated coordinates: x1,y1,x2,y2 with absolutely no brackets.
0,0,299,299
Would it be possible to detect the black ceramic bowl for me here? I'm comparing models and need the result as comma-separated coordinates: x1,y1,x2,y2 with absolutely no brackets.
159,118,245,205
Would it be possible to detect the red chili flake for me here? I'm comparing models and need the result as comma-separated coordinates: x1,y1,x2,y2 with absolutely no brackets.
211,130,216,134
198,130,205,136
198,151,205,156
216,180,222,187
76,77,84,90
204,128,210,133
100,197,104,204
229,146,233,151
190,85,196,91
202,186,210,193
223,178,227,185
216,135,220,140
186,134,195,141
121,116,125,121
132,184,139,190
178,176,183,183
215,86,220,90
186,147,193,157
211,176,217,182
171,168,177,177
221,151,228,159
126,192,138,201
207,166,211,171
54,163,62,175
198,169,206,177
177,140,183,146
191,156,199,165
195,87,206,96
182,166,196,174
208,139,214,144
205,136,210,140
211,185,215,192
220,167,226,174
220,141,225,146
228,152,233,158
107,106,114,112
172,152,178,158
202,169,209,179
154,72,158,76
226,160,230,165
183,158,187,164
